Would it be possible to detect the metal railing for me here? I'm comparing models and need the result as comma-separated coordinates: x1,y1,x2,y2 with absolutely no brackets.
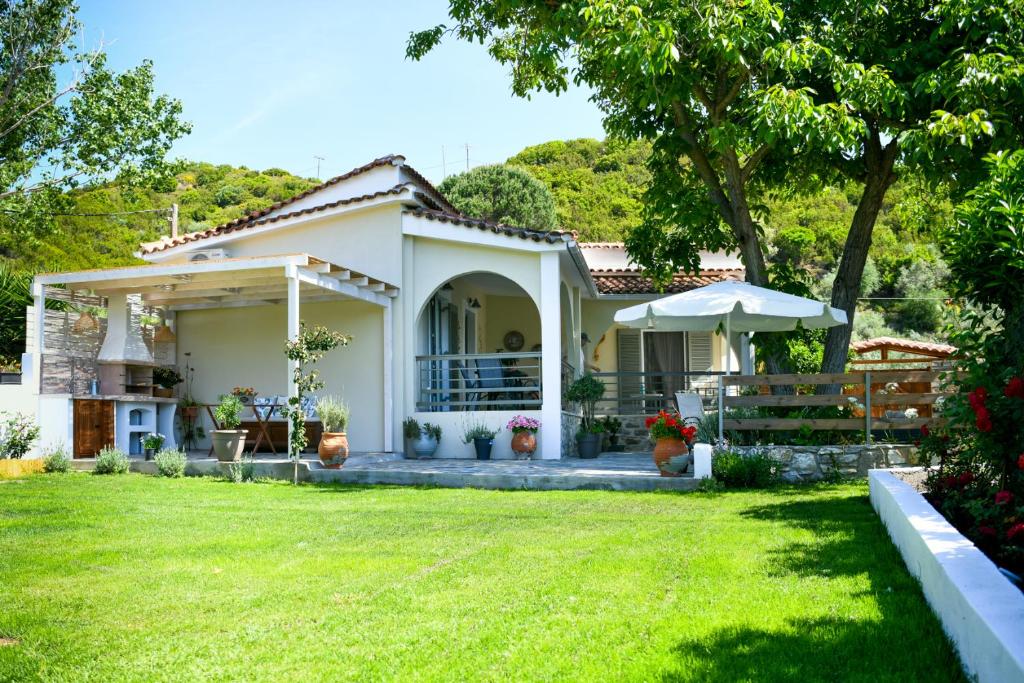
591,370,729,415
416,352,542,412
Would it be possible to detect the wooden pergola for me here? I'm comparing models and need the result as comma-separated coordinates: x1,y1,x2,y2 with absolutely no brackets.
850,336,958,368
32,253,398,451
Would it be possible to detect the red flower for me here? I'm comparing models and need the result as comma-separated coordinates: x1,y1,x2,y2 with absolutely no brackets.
644,416,657,429
1008,523,1024,542
958,471,975,486
1018,454,1024,471
1005,377,1024,399
920,424,929,438
975,407,992,432
941,476,958,489
995,490,1014,506
979,525,998,538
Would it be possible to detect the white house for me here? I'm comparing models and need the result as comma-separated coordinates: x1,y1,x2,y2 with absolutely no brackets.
18,154,746,460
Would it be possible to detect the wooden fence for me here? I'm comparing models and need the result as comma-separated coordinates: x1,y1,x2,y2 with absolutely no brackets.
717,370,953,443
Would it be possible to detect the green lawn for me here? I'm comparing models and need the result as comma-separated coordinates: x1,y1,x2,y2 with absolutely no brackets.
0,475,962,682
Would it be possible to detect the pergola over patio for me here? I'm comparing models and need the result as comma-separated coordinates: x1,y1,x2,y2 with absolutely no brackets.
32,253,399,452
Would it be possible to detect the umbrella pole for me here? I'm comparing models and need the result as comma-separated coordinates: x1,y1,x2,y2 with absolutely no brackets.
719,313,731,446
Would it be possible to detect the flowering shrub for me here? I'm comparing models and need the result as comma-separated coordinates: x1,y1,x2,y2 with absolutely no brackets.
0,411,40,459
141,433,165,451
506,415,540,434
644,411,697,443
921,151,1024,577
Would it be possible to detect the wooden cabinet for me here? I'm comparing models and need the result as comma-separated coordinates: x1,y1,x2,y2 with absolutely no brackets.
73,400,115,458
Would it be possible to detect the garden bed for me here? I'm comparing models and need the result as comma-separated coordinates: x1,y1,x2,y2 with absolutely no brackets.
869,468,1024,682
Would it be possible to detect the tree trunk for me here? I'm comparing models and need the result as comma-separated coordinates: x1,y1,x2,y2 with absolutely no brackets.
819,133,899,386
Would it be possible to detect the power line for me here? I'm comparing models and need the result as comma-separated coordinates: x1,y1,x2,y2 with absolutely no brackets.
0,207,170,217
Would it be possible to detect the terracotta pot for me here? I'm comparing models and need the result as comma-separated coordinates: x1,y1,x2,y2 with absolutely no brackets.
180,406,199,419
212,429,247,462
511,431,537,458
652,437,691,477
153,387,173,398
318,432,349,469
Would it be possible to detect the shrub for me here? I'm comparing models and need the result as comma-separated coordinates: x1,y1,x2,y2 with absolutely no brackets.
42,445,71,473
224,457,256,483
93,447,130,475
315,396,350,433
712,448,778,488
0,411,40,459
403,418,421,439
214,394,244,429
154,449,187,478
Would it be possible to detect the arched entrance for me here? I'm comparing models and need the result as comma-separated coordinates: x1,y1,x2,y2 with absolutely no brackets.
416,272,542,413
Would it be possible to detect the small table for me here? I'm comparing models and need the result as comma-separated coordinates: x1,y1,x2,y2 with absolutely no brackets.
204,400,279,456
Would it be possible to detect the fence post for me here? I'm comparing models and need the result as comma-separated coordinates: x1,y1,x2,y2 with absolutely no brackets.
864,370,872,446
717,374,725,446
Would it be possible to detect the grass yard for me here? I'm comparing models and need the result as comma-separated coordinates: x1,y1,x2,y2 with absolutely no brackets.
0,474,962,682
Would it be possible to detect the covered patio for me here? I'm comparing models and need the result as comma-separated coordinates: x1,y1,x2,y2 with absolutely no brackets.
31,253,397,456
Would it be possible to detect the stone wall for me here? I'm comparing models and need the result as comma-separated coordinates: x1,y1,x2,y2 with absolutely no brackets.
733,444,924,483
561,411,582,457
616,414,655,450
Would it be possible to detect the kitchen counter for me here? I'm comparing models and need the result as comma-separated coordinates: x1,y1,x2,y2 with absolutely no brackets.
47,393,180,404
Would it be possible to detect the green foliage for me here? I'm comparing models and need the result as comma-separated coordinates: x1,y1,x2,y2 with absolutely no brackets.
224,457,257,484
422,423,442,441
712,448,779,489
438,164,556,230
315,396,349,433
282,324,351,477
154,449,186,478
42,445,71,473
507,138,651,241
0,0,190,243
152,367,183,389
214,394,244,430
0,411,40,459
403,417,421,440
93,447,129,475
462,420,497,443
564,374,605,432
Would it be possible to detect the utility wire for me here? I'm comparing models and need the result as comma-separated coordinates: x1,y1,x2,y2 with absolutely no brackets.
0,207,170,217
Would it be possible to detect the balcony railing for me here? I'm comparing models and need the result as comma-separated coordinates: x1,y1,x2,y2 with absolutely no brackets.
591,370,729,415
415,352,542,412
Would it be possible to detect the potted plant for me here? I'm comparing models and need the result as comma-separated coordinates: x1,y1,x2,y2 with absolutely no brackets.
231,386,256,405
565,374,606,459
211,394,247,462
463,421,497,460
402,418,421,459
506,415,540,459
315,395,350,469
645,411,697,477
413,423,442,459
597,415,622,451
141,432,165,461
152,367,183,398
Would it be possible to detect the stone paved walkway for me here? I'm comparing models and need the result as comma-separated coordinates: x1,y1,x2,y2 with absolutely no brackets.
313,453,700,492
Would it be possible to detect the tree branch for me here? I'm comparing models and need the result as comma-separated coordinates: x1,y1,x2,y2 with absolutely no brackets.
670,100,734,225
741,142,773,183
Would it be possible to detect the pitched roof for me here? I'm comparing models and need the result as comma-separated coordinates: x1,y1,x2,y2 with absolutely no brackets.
850,336,957,357
403,207,577,244
139,155,459,256
591,268,744,295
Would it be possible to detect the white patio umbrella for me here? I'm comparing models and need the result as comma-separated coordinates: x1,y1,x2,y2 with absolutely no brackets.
613,280,848,442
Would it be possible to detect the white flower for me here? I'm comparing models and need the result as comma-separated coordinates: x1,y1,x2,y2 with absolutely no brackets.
904,408,919,419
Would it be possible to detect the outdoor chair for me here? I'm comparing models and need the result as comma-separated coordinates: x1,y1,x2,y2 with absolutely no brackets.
476,357,506,409
675,391,705,428
452,360,480,411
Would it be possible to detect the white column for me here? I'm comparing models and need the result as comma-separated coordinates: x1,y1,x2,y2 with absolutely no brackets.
540,252,562,460
382,302,394,453
285,267,300,454
31,281,45,392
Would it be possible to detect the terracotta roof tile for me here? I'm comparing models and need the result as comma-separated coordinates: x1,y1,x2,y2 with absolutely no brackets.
140,155,459,255
140,184,416,255
592,269,744,295
403,207,577,244
850,336,957,357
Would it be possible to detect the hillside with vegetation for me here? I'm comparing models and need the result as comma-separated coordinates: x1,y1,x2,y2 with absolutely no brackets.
0,163,318,273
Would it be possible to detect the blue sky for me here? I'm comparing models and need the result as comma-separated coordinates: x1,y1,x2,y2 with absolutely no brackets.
78,1,606,183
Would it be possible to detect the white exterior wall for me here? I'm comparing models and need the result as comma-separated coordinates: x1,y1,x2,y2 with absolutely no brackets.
411,410,542,459
175,299,385,453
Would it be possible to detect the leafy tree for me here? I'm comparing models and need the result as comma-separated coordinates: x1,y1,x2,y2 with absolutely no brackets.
0,0,190,239
408,0,1024,375
438,164,556,229
508,138,651,240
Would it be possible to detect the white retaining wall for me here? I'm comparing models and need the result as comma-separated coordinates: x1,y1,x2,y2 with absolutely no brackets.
869,469,1024,683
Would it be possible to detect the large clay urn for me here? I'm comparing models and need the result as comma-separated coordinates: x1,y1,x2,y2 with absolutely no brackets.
511,431,537,459
652,438,691,477
318,432,350,469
